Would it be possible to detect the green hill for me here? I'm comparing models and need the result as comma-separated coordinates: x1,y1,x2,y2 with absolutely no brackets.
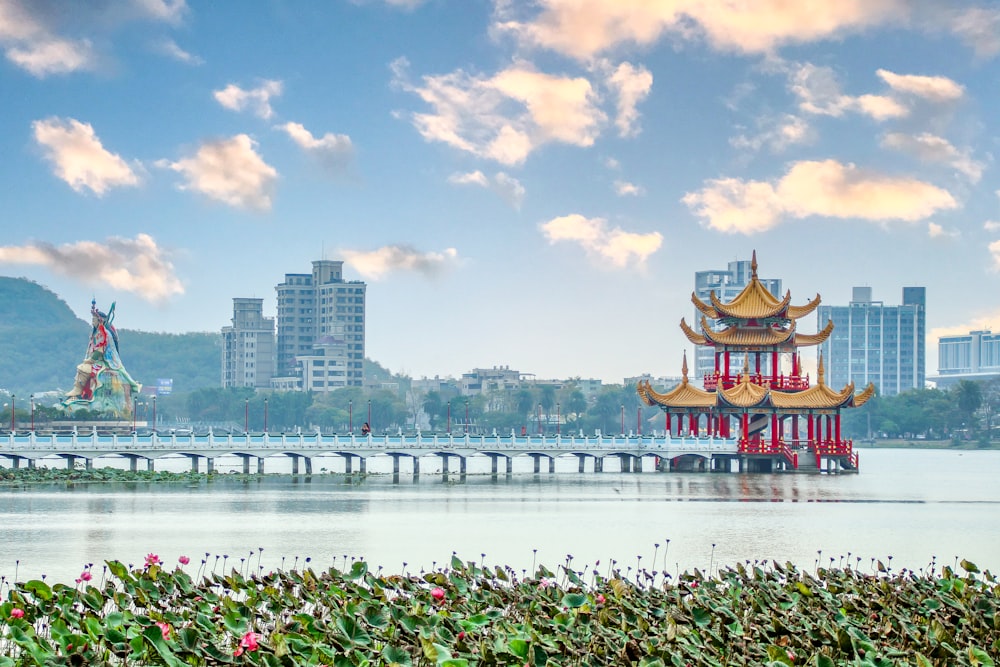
0,277,220,397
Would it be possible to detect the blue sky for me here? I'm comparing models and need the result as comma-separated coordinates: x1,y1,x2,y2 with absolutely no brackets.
1,0,999,383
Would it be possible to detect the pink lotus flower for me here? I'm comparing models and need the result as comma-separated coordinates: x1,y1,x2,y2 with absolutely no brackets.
145,553,162,568
178,555,190,565
156,622,171,640
80,570,92,582
595,593,605,605
9,608,24,619
240,631,259,652
431,587,445,601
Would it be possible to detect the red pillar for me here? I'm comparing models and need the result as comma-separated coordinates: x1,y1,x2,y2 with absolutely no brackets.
742,413,749,443
835,414,841,446
825,416,832,442
807,414,814,445
689,412,697,436
771,413,778,447
755,352,761,376
792,352,799,378
792,415,799,446
771,350,778,384
724,352,730,381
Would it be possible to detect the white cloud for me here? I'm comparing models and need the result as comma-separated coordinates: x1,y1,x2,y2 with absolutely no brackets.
448,170,525,208
32,117,140,195
984,220,1000,232
880,132,984,182
539,213,662,268
278,122,354,172
604,157,621,170
947,6,1000,58
991,240,1000,271
683,159,957,234
494,0,905,60
602,61,653,137
154,38,202,65
213,80,283,119
0,0,187,76
876,69,964,102
927,222,959,238
343,245,460,280
730,113,811,153
393,58,605,165
160,134,278,210
789,62,907,120
614,180,644,196
0,233,183,302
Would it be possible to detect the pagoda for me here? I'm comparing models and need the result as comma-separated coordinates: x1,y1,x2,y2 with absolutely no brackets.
637,252,874,473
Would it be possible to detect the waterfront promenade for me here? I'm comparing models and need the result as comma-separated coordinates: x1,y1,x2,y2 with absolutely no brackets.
1,429,749,475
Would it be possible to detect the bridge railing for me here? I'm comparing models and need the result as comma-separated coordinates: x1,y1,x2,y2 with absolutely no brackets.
1,431,740,454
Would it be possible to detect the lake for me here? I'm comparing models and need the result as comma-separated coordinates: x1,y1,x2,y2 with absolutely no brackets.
1,448,997,586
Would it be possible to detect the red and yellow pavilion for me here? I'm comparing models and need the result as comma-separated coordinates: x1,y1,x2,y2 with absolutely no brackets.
637,252,874,473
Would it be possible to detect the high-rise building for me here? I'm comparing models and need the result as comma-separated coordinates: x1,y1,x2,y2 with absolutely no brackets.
275,260,366,386
221,298,275,389
692,259,782,378
818,286,925,396
932,330,1000,388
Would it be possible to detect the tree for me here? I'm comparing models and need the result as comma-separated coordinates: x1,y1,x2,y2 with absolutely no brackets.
955,380,983,431
422,391,444,430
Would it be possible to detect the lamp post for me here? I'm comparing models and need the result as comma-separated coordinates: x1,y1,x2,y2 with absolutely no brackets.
152,395,157,433
264,397,268,433
131,396,136,432
537,403,542,435
30,394,35,432
637,406,642,436
367,400,372,432
244,397,248,434
556,402,560,436
620,404,625,436
465,400,469,434
447,401,451,434
349,400,353,433
10,394,14,432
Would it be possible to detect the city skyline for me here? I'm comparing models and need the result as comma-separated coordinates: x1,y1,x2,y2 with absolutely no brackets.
2,1,999,383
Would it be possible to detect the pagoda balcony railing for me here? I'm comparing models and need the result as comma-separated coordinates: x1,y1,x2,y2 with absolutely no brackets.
738,438,797,469
813,439,853,457
702,372,810,391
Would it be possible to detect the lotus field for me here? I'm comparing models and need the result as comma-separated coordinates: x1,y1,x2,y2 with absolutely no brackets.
0,548,997,667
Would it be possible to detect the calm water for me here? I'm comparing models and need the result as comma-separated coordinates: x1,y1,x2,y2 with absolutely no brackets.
1,448,998,585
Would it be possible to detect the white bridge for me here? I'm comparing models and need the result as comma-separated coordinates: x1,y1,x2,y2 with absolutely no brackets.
0,430,751,474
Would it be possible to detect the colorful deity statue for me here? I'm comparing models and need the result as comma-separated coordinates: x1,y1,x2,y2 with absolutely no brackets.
62,300,142,418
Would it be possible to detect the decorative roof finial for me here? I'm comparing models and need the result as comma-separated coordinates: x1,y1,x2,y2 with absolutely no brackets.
751,249,758,278
681,351,689,385
741,355,750,382
817,351,825,386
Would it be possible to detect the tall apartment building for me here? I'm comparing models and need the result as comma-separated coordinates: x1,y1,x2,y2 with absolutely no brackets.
818,287,925,396
221,298,276,389
275,260,366,387
932,330,1000,388
693,259,782,378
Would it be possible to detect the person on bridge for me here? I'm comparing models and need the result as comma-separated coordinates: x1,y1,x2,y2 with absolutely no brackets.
361,422,371,435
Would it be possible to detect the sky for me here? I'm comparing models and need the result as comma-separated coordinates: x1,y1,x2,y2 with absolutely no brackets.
1,0,999,384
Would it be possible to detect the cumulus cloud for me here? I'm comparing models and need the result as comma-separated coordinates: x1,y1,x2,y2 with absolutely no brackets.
343,245,460,280
494,0,904,60
614,180,644,196
880,132,984,182
984,221,1000,232
991,241,1000,271
789,63,907,120
927,222,959,239
601,61,653,137
539,214,662,268
160,134,278,210
278,122,354,172
32,117,140,195
876,69,964,102
683,159,957,234
153,37,202,64
947,6,1000,58
448,170,525,208
730,113,812,153
392,57,605,165
213,80,283,119
0,0,186,76
0,233,183,302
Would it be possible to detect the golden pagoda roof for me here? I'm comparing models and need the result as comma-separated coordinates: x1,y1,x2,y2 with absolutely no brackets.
769,355,876,409
638,354,717,408
680,316,832,349
718,368,769,407
690,251,821,321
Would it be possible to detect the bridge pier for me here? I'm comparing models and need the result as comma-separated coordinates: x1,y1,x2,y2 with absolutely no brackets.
206,457,214,474
532,454,540,474
147,458,154,472
66,456,74,469
190,456,199,473
548,456,555,473
392,454,400,475
634,456,643,473
344,455,353,474
506,456,512,474
291,455,299,475
490,454,498,475
257,457,265,474
359,457,367,474
618,454,631,473
441,454,449,475
595,456,603,472
413,456,420,478
578,455,586,473
459,456,466,475
243,456,251,474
